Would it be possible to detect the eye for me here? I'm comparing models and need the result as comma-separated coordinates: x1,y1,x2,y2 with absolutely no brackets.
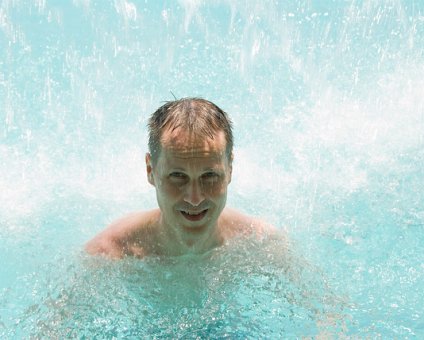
169,172,188,181
201,171,219,181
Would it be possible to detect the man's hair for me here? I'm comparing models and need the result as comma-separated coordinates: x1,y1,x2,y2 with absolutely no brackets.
148,97,233,164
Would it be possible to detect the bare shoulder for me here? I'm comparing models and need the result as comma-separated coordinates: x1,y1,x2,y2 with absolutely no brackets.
219,207,284,240
84,209,160,259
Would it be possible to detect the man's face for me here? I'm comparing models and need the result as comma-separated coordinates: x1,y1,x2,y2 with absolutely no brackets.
146,127,232,245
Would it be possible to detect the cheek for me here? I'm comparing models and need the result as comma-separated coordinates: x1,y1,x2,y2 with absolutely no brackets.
203,181,227,197
159,181,182,198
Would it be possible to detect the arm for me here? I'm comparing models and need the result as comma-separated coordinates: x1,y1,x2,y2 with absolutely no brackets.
84,209,159,259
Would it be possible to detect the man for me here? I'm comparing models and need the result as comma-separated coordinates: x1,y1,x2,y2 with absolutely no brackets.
85,97,277,258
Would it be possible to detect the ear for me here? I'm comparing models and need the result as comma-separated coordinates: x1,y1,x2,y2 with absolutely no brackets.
145,153,155,186
228,152,233,184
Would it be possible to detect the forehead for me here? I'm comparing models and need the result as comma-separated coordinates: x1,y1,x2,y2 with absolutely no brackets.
159,128,227,163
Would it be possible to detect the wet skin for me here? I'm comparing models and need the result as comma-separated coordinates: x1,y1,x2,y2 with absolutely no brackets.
85,128,276,258
146,128,232,253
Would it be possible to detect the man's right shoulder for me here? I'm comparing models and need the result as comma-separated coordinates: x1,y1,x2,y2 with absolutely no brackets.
84,209,160,259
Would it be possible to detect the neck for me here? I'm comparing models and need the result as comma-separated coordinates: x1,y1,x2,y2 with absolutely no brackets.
156,214,223,256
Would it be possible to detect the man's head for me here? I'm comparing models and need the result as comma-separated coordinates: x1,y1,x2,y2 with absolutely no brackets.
147,98,233,165
145,98,234,249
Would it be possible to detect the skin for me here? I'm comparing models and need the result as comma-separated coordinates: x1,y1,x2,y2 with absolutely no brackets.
85,127,276,259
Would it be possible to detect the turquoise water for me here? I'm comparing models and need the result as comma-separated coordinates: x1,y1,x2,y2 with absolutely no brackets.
1,0,423,337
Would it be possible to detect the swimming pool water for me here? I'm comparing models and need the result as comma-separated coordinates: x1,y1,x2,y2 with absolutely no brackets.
1,0,423,337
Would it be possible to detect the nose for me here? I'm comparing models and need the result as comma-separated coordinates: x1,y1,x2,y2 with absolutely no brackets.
183,180,205,207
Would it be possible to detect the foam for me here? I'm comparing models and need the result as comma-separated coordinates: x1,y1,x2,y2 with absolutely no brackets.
0,141,152,225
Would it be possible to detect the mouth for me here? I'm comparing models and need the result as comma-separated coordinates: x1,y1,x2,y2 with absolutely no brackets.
180,209,208,222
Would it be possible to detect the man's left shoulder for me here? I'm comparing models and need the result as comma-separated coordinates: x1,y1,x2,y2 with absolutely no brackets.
220,207,278,238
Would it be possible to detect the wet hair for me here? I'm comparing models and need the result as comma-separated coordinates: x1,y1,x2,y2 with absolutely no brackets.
148,97,233,164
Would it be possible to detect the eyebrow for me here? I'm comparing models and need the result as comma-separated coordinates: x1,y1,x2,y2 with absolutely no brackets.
169,167,186,171
169,166,223,172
